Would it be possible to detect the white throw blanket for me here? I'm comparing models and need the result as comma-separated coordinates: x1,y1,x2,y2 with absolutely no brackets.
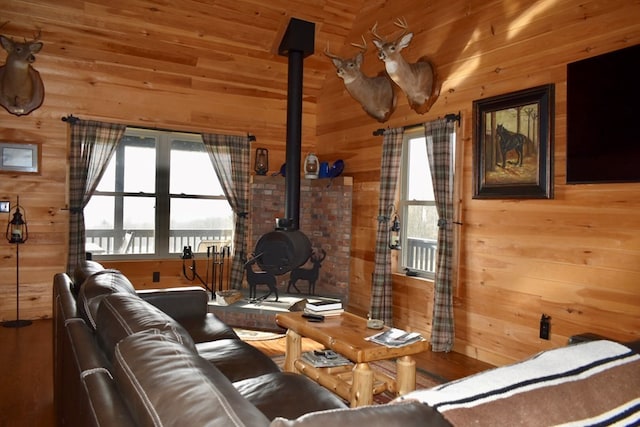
395,340,640,426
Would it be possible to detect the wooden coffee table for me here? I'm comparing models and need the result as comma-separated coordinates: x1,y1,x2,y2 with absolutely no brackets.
275,311,428,407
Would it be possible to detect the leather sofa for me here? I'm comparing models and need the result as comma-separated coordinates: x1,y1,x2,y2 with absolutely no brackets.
54,261,639,426
53,261,443,426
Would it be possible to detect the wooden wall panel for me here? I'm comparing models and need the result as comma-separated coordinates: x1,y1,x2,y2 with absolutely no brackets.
317,0,640,365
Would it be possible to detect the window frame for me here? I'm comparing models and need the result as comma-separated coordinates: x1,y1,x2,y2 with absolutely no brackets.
396,125,459,281
397,128,437,280
88,127,231,260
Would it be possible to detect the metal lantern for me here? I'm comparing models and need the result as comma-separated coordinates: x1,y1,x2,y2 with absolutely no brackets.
254,148,269,175
6,202,28,244
304,153,319,179
3,196,31,328
389,214,401,250
387,204,401,250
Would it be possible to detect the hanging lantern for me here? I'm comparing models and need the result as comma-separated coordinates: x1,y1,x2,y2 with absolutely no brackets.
304,153,319,179
389,214,401,250
254,148,269,175
387,205,400,250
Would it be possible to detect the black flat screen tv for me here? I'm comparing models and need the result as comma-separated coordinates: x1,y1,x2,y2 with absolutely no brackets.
566,44,640,184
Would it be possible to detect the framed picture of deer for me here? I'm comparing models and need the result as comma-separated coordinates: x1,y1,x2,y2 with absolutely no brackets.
0,141,41,174
472,84,554,199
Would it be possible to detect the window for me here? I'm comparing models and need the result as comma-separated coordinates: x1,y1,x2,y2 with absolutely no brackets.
397,127,456,279
84,128,233,259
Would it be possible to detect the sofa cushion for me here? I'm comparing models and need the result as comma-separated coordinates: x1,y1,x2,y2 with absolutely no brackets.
180,313,240,343
96,293,197,360
113,331,271,427
269,401,450,427
234,372,347,420
196,338,281,382
77,269,136,330
72,260,105,295
138,286,210,320
138,286,239,343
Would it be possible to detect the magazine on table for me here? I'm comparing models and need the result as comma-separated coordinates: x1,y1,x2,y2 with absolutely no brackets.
301,350,352,368
366,328,424,348
303,307,344,316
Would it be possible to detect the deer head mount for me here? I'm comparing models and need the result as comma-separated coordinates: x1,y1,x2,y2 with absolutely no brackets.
0,26,45,116
371,18,440,114
324,38,396,123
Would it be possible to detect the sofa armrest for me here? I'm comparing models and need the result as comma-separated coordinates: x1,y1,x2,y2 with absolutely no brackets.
137,286,239,343
63,319,136,427
137,286,209,320
54,273,77,321
269,402,450,427
395,340,640,426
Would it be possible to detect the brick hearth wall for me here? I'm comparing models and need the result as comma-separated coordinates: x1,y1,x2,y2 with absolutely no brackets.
249,175,353,301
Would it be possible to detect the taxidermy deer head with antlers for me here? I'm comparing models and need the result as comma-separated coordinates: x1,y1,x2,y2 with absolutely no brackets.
0,25,45,116
371,18,439,114
324,37,396,122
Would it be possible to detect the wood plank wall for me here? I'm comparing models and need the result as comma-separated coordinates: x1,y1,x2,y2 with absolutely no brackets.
0,0,638,367
316,0,640,365
0,0,364,322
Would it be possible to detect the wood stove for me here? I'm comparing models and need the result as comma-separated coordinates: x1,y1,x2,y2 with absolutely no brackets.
253,18,315,276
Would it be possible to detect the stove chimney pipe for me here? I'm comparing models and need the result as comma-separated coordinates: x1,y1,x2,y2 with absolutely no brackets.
277,18,315,230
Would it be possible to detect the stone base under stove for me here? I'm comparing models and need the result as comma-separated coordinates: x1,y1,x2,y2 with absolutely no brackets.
208,290,310,333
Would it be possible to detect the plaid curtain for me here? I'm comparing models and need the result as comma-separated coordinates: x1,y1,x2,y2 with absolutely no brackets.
424,119,456,352
201,133,250,290
370,128,404,325
66,119,126,275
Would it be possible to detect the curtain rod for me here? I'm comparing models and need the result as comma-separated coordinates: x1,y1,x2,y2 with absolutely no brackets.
372,111,461,136
61,115,256,141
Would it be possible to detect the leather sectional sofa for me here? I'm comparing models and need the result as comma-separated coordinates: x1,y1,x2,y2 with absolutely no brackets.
54,261,639,426
53,261,445,426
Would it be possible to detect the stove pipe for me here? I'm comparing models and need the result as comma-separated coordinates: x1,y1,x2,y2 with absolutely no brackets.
254,18,315,275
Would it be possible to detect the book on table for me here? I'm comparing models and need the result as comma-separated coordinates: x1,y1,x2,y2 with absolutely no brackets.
301,350,352,368
366,328,424,348
303,307,344,317
305,299,342,311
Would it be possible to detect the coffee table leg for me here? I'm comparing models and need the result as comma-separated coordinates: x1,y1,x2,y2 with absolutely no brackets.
283,329,302,373
351,362,374,407
396,355,416,396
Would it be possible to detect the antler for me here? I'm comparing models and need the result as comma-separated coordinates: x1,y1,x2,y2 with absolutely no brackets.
349,35,368,53
394,17,408,31
25,29,41,43
391,17,410,42
370,18,409,44
323,42,342,60
311,248,327,263
369,22,385,42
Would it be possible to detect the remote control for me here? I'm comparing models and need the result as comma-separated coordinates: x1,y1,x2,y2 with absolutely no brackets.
314,350,338,359
302,313,325,321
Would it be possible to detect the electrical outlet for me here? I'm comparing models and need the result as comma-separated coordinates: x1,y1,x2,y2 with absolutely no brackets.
152,272,160,282
539,314,550,340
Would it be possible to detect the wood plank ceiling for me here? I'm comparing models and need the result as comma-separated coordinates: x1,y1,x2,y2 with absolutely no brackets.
3,0,369,106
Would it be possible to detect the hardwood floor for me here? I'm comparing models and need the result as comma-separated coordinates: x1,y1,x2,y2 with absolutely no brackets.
0,319,492,427
0,319,54,427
